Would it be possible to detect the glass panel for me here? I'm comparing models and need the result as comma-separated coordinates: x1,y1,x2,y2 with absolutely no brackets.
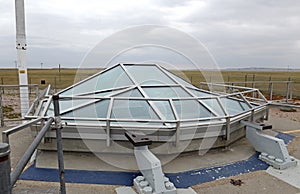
59,99,97,112
150,101,175,120
60,66,133,95
188,88,216,97
62,99,110,118
173,100,212,119
46,99,97,116
111,100,159,120
164,70,197,89
125,65,176,85
201,99,225,116
220,97,245,115
143,86,191,98
117,88,143,97
46,102,54,116
240,101,251,110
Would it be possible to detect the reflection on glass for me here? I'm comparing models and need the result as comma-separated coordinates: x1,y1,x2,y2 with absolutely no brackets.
125,65,176,85
150,101,175,120
111,99,159,120
173,100,212,119
62,100,110,118
60,66,134,95
143,86,191,98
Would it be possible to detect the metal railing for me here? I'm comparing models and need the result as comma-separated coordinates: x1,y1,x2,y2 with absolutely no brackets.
1,95,66,194
27,83,269,148
203,80,296,102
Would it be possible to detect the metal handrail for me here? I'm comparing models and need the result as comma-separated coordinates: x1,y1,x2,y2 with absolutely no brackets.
10,117,54,186
25,85,51,116
2,117,43,144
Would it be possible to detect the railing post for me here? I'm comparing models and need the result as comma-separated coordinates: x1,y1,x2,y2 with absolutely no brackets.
53,95,66,194
0,143,11,194
175,121,180,146
225,117,230,141
286,79,290,102
290,81,293,100
252,75,256,98
0,89,4,127
269,82,273,101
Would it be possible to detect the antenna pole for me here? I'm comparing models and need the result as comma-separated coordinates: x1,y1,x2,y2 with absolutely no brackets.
15,0,29,118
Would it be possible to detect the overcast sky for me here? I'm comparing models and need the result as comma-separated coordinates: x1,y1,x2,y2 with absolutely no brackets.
0,0,300,69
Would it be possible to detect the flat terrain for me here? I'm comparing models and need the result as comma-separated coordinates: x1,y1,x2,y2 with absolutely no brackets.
1,107,299,193
0,68,300,97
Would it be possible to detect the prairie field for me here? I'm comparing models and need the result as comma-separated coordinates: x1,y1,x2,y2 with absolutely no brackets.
0,68,299,98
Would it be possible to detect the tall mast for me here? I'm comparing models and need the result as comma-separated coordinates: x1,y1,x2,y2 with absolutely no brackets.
15,0,29,117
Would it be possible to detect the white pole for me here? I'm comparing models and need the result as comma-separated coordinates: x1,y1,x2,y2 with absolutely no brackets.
15,0,29,118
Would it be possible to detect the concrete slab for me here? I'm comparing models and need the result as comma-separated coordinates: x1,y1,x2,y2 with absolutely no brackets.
269,116,300,131
0,126,34,168
4,112,300,193
13,180,117,194
36,138,256,173
115,186,198,194
192,171,300,194
115,186,136,194
177,187,197,194
267,159,300,189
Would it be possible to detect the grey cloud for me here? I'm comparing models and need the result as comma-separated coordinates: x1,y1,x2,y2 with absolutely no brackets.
0,0,299,69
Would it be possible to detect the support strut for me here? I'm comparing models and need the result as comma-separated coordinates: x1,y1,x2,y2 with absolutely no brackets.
242,120,297,169
125,132,176,194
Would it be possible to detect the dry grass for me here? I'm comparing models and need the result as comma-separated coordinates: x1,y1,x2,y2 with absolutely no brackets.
0,68,299,97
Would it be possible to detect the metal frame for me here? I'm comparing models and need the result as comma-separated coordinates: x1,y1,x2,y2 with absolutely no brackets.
242,120,297,170
27,64,268,149
2,95,66,193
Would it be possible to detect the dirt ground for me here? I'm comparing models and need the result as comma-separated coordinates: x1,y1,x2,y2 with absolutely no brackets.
13,181,117,194
1,107,299,194
192,171,300,194
269,107,300,122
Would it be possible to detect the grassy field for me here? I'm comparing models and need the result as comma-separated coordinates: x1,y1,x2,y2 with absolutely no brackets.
0,68,299,97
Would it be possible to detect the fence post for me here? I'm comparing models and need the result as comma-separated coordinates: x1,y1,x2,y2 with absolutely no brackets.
1,77,4,94
269,82,273,101
286,78,290,103
35,85,39,99
0,143,11,194
290,81,293,100
29,78,31,94
0,89,4,127
54,77,57,94
252,75,256,98
244,74,248,87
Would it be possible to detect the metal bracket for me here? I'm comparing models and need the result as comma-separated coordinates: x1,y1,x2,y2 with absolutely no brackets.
125,132,176,194
242,120,297,169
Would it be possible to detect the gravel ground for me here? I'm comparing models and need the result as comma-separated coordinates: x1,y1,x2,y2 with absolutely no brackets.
269,107,300,122
192,171,300,194
13,181,117,194
1,105,299,193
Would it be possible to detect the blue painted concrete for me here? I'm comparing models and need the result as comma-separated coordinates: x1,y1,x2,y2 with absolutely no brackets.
19,132,294,188
275,132,294,144
167,153,268,188
20,165,140,186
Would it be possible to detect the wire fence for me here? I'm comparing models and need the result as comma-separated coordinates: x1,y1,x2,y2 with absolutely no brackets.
0,85,39,126
191,74,300,99
0,70,299,126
